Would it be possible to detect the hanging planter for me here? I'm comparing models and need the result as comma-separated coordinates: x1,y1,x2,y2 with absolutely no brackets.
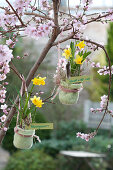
59,80,83,105
53,41,92,105
12,75,46,149
13,126,35,149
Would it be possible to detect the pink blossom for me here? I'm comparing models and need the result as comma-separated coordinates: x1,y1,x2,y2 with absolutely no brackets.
32,7,36,11
100,95,108,109
0,98,5,103
0,74,6,81
39,91,44,94
96,62,100,68
17,56,21,59
4,67,10,74
91,62,100,68
40,0,49,10
6,39,13,46
58,58,67,71
25,24,52,39
0,89,6,98
1,115,6,122
1,104,7,110
6,39,15,48
82,16,87,24
4,82,9,85
14,0,31,15
76,131,96,142
3,109,8,115
3,127,8,132
0,45,13,63
97,65,113,75
90,108,94,112
73,20,86,31
84,5,89,11
91,62,95,67
63,18,69,26
90,95,108,114
25,26,38,39
47,21,54,27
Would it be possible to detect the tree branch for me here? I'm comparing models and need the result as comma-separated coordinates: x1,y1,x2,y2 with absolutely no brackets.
52,33,74,46
24,12,54,21
0,0,60,144
72,37,112,132
10,62,23,81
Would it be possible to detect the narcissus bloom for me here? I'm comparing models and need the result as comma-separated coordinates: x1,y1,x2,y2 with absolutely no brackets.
32,76,46,86
76,41,86,49
30,96,44,108
74,55,83,64
62,48,72,59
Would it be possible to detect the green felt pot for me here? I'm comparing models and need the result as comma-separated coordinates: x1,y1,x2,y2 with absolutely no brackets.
59,81,82,105
13,126,35,149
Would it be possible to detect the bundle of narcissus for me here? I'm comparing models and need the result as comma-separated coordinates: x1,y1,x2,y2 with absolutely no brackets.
13,76,46,149
54,41,91,105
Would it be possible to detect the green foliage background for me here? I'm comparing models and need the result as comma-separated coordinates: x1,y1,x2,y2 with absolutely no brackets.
87,22,113,101
5,150,57,170
5,120,113,170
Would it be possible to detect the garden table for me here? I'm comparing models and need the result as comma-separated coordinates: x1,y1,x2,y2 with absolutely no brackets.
60,150,106,170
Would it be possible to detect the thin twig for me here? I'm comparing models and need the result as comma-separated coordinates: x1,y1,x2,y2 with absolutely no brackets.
10,62,23,81
5,0,25,26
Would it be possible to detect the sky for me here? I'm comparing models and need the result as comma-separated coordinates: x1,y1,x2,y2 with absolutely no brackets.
69,0,113,7
0,0,113,8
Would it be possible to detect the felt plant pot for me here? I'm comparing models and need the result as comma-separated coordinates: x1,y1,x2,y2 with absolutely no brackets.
59,81,83,105
13,126,35,149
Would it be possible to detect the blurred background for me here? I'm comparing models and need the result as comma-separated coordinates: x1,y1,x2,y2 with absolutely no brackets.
1,0,113,170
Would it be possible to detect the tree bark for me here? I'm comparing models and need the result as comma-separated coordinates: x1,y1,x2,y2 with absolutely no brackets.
0,0,60,144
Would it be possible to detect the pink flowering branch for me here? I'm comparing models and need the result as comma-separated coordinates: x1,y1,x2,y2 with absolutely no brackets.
5,10,54,21
0,0,113,144
73,38,112,132
0,0,60,144
5,0,25,27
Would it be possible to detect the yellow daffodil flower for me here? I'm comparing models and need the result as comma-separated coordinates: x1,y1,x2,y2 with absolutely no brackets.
74,55,83,64
30,96,44,108
32,77,46,86
76,41,86,50
62,48,72,59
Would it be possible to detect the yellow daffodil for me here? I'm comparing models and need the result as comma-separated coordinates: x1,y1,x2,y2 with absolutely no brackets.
76,41,86,50
62,48,72,59
74,55,83,64
32,77,46,86
30,96,44,108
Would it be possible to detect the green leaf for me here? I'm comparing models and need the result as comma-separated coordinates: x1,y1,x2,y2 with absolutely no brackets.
78,51,83,56
70,42,75,57
83,51,91,60
9,99,22,116
23,103,35,119
23,84,34,114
